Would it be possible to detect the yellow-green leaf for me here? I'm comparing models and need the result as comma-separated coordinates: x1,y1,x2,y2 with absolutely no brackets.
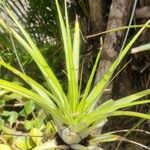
15,136,34,150
0,144,12,150
30,128,42,145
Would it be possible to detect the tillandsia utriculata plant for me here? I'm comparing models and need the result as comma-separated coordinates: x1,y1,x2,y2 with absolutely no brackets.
0,0,150,149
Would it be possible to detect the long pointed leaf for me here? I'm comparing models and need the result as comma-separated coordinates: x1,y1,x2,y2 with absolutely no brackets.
0,79,68,124
85,20,150,111
32,139,68,150
0,59,70,115
73,18,80,84
84,89,150,125
55,0,78,112
92,89,150,115
73,18,80,106
0,5,69,110
131,43,150,54
117,100,150,108
111,111,150,120
110,89,150,110
77,47,102,113
90,134,121,143
90,133,150,150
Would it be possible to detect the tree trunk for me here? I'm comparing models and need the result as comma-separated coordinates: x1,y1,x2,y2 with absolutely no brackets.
95,0,134,102
88,0,105,33
103,1,150,149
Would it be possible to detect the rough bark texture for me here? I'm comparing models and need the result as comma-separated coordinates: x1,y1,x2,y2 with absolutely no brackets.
104,0,150,149
95,0,134,102
87,0,150,149
88,0,104,33
82,0,106,87
136,6,150,18
112,0,150,100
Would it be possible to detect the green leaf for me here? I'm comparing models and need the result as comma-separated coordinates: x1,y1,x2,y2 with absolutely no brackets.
15,136,34,150
32,139,66,150
90,134,121,143
0,60,69,115
45,122,56,135
118,100,150,108
2,111,10,116
0,100,5,108
20,109,27,118
84,100,114,124
0,7,69,111
84,20,150,111
24,100,35,115
77,47,102,113
73,18,80,87
109,89,150,111
0,89,9,97
86,24,150,39
0,79,67,124
55,0,78,113
30,128,42,145
8,111,18,125
33,118,44,129
0,144,12,150
72,18,80,110
1,1,150,141
111,111,150,120
70,144,88,150
1,127,14,141
2,93,22,102
87,89,150,124
0,118,4,130
131,43,150,54
0,60,54,103
24,120,33,130
114,89,150,106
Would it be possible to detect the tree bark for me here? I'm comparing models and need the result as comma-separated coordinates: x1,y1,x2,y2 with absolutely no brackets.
88,0,105,33
135,6,150,18
95,0,134,102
